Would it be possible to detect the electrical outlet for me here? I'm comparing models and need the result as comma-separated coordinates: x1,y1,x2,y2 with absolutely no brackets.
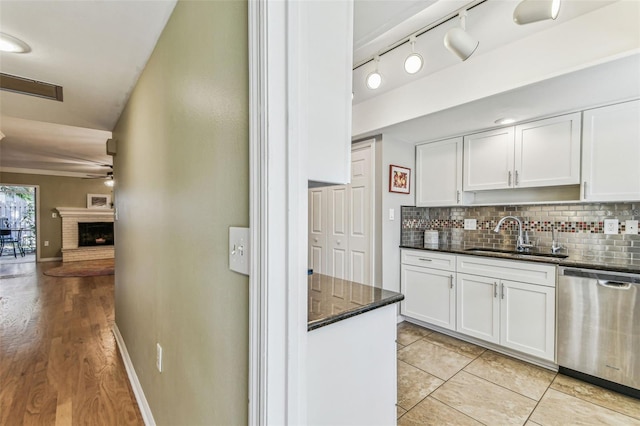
156,343,163,372
44,240,49,247
625,220,638,234
604,219,619,235
464,219,477,230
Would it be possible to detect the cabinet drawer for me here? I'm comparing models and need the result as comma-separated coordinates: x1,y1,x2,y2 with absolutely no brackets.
457,255,556,287
401,249,456,272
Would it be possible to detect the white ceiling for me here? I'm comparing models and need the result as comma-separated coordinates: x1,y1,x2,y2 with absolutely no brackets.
0,0,176,177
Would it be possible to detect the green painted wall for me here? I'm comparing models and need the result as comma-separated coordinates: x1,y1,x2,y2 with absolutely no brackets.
0,172,113,259
112,1,249,424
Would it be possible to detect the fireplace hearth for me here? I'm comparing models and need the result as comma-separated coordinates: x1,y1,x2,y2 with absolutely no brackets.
78,222,114,247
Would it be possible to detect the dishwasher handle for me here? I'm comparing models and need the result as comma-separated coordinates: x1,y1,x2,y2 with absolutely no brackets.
560,267,640,285
598,280,632,290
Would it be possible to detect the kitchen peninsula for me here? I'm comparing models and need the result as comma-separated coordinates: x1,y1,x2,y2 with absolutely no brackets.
307,273,403,425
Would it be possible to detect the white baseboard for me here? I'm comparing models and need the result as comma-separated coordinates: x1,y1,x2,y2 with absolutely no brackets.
38,257,62,262
113,324,156,426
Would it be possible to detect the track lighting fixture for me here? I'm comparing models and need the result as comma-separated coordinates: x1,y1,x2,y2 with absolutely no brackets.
366,56,382,90
404,36,424,74
444,10,479,61
513,0,560,25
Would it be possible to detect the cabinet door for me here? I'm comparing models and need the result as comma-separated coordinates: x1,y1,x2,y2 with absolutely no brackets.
514,113,581,188
416,137,463,206
463,128,515,191
456,273,500,344
401,265,456,330
308,188,327,274
582,100,640,201
500,280,555,362
306,0,353,185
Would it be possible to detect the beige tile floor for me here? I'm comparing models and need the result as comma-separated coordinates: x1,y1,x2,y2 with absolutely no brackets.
396,321,640,426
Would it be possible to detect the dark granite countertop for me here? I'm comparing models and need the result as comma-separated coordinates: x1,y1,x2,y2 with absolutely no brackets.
307,273,404,331
400,244,640,274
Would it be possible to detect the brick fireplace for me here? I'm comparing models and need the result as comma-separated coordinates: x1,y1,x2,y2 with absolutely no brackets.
56,207,115,262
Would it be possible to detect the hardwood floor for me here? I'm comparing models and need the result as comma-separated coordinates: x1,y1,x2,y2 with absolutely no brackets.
0,261,143,425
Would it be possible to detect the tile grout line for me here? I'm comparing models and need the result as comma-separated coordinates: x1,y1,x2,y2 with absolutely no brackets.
549,381,640,422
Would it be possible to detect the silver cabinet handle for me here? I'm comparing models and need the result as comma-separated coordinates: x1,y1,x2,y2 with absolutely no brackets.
515,170,519,186
456,190,461,203
501,283,505,299
583,181,587,199
450,275,454,289
508,171,512,186
418,258,433,262
493,282,497,298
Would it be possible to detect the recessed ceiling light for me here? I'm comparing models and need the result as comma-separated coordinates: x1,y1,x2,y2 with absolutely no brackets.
0,33,31,54
495,118,516,125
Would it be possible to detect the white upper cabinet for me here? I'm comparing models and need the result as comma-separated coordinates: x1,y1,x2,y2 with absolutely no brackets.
416,137,463,206
305,0,354,185
582,100,640,202
515,113,581,188
464,113,581,191
464,127,515,191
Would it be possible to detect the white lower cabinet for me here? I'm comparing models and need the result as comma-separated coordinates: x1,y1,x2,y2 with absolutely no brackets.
456,273,500,344
500,280,555,360
456,256,556,362
401,250,557,363
401,265,456,330
400,250,456,331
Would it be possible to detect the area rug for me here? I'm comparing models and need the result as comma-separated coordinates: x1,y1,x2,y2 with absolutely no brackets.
44,259,114,277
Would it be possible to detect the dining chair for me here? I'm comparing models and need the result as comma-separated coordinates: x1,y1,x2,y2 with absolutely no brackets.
0,228,25,258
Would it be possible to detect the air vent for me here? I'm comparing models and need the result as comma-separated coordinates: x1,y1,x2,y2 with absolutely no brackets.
0,73,63,101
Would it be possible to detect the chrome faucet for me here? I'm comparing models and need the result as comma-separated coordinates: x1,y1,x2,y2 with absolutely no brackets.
551,225,563,253
493,216,534,251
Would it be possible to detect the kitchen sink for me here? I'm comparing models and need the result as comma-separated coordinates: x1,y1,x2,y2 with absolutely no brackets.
465,247,569,259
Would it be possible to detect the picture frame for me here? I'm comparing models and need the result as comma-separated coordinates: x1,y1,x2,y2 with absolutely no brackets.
389,165,411,194
87,193,111,209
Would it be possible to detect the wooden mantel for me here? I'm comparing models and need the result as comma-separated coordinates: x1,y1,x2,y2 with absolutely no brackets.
56,207,114,217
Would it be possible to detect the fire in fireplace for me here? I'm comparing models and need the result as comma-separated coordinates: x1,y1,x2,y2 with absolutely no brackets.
78,222,114,247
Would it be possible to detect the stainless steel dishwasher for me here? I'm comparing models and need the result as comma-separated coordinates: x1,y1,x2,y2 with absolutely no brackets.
557,267,640,398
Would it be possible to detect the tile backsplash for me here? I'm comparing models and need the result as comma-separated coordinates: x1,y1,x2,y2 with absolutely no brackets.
401,203,640,261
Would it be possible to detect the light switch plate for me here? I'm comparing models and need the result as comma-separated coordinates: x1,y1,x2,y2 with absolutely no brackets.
389,208,395,221
604,219,619,235
625,220,638,234
464,219,477,230
229,227,250,276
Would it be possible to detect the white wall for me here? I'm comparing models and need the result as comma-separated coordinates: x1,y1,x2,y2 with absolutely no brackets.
375,135,415,292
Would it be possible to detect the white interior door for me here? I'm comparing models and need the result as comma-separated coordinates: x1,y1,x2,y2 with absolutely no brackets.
347,145,373,285
326,185,349,279
308,188,326,274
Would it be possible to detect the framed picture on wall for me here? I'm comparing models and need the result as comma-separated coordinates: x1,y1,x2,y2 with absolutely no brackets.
389,165,411,194
87,194,111,209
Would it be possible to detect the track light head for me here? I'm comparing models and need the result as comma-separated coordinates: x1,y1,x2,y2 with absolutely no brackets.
513,0,560,25
366,56,382,89
404,37,424,74
444,10,479,61
366,71,382,89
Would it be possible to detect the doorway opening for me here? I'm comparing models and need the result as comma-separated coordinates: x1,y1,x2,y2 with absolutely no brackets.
0,185,36,264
